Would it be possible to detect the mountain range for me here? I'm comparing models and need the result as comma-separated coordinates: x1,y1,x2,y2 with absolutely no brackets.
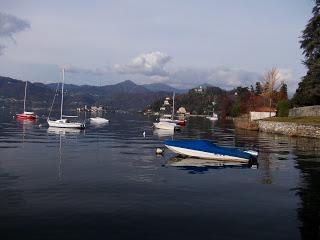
0,76,184,111
46,81,187,93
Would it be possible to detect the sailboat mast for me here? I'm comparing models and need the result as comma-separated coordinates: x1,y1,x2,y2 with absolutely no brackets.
172,92,175,120
60,68,65,120
212,101,215,117
23,81,27,112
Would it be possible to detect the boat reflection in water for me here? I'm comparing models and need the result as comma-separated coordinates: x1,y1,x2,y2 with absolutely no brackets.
167,156,257,173
47,126,82,136
17,117,36,147
153,128,174,138
47,127,83,181
16,117,36,125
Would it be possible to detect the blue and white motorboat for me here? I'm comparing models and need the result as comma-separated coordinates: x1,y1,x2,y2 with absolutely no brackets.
164,139,258,163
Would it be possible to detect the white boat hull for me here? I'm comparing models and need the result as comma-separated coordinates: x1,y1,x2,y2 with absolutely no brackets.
206,116,218,120
206,114,218,121
153,122,177,130
165,145,249,163
159,118,181,123
168,157,246,167
47,119,85,129
159,118,185,125
153,128,174,137
90,117,109,124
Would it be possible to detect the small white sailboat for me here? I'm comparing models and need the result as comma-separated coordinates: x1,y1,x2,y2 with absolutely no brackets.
90,77,109,124
47,68,85,129
206,113,218,121
153,92,181,130
206,101,218,121
16,81,36,120
48,118,85,128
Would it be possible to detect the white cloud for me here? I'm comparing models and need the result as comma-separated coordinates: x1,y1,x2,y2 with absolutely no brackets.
114,51,171,77
0,12,30,55
277,68,292,82
63,62,264,90
64,65,110,75
164,67,262,90
58,51,297,93
0,44,5,55
277,68,297,95
61,51,264,89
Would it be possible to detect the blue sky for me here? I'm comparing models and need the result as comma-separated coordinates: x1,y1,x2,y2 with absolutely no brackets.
0,0,313,93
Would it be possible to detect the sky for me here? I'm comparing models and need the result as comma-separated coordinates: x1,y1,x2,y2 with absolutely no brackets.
0,0,314,94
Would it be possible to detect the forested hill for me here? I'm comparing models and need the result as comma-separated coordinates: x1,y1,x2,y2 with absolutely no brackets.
147,81,289,118
147,86,228,115
0,76,172,111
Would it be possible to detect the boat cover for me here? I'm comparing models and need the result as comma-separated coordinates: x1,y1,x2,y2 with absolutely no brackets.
164,140,252,160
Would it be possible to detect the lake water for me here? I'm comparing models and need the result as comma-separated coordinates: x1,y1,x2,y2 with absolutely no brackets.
0,109,319,240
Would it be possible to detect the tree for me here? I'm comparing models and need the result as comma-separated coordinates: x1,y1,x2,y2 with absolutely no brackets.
250,85,255,93
292,0,320,106
276,100,290,117
279,83,288,100
229,101,241,117
261,67,282,116
255,82,262,95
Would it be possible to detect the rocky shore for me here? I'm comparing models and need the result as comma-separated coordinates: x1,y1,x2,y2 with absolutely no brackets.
258,120,320,139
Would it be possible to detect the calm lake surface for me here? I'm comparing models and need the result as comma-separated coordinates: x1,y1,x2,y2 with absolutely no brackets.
0,109,319,240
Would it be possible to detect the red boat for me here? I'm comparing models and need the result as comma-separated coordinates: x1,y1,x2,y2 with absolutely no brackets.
16,111,36,119
16,81,37,120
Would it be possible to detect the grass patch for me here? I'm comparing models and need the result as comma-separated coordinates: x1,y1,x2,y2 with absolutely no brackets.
262,116,320,125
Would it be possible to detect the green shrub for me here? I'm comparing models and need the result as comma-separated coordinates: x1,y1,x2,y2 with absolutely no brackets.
229,101,241,117
276,100,290,117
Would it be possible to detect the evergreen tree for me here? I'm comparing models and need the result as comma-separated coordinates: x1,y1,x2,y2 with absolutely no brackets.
292,0,320,106
279,83,288,100
276,100,290,117
250,85,255,93
255,82,262,95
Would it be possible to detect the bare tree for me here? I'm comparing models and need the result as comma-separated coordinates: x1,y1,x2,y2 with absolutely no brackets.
261,67,283,117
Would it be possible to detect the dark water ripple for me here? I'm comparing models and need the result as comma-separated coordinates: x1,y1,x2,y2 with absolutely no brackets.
0,112,319,239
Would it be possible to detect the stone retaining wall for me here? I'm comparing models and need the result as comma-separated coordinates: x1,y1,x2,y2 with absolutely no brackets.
234,114,259,130
258,120,320,138
289,105,320,117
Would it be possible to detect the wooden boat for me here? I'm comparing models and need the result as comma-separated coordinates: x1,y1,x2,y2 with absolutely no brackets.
16,81,36,119
164,139,258,163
